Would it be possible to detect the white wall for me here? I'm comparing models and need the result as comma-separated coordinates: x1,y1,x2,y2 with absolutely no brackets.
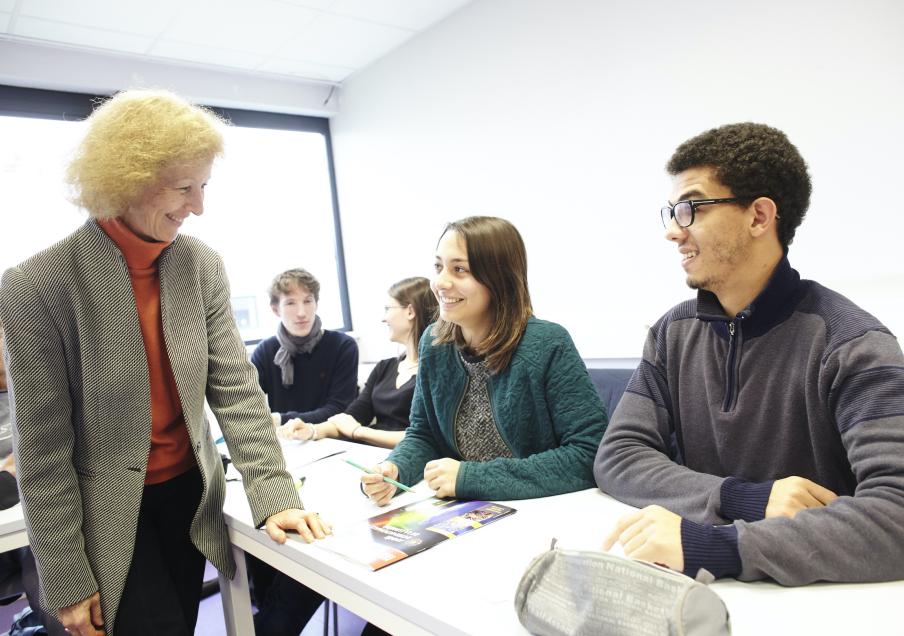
331,0,904,360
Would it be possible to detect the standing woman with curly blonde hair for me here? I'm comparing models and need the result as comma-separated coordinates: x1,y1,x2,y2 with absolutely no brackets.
0,89,329,636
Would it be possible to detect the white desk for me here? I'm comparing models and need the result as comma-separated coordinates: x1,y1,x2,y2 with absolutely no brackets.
220,440,904,635
0,503,27,553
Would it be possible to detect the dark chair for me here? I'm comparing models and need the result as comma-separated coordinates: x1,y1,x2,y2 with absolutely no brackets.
586,367,635,419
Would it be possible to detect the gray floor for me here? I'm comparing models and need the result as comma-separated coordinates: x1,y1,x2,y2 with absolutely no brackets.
195,593,367,636
0,596,29,636
195,562,368,636
1,563,368,636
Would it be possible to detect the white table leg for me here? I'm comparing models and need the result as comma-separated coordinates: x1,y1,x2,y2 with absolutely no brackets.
219,544,255,636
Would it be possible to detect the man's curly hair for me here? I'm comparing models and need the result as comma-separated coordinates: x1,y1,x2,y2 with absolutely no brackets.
666,123,811,250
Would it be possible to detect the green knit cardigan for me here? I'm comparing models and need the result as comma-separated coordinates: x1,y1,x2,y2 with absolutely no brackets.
387,317,608,500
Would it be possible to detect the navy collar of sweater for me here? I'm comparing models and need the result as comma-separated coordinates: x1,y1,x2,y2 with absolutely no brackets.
696,256,807,339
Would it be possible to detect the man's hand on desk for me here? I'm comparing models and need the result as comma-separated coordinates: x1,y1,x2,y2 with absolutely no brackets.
424,458,460,499
265,508,332,544
603,505,684,572
361,462,399,506
766,476,837,519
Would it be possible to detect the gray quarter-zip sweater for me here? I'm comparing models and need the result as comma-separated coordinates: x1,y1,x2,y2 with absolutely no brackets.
595,257,904,585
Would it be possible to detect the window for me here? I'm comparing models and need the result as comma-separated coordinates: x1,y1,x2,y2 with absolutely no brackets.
0,85,351,342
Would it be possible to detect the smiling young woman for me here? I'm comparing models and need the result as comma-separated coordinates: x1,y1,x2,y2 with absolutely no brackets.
360,216,609,506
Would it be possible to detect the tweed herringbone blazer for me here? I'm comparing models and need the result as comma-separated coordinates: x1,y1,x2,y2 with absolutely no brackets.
0,220,301,633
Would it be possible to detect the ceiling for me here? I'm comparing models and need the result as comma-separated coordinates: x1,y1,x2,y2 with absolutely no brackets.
0,0,473,84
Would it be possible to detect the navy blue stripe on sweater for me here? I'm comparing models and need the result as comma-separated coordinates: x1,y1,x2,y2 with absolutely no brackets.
623,361,684,463
681,519,741,580
720,477,773,522
624,359,673,413
798,282,891,360
653,299,696,363
832,365,904,434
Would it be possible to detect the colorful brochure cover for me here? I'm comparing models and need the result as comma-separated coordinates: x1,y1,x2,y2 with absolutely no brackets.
311,497,516,570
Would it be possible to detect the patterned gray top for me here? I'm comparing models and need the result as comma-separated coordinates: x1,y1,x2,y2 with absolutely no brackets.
454,352,513,462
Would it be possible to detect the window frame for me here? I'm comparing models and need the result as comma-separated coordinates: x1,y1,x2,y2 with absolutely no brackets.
0,84,352,341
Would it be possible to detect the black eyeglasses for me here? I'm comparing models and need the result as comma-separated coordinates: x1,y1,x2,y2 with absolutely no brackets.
660,198,749,228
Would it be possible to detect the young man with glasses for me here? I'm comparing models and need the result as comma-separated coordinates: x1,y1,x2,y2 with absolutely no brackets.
595,122,904,585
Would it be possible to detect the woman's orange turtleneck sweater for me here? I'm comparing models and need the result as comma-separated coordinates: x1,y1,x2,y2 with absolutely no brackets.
99,218,196,485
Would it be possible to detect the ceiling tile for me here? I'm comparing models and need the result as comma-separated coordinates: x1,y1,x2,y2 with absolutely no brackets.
276,12,411,69
5,0,474,86
274,0,337,11
12,16,155,54
258,57,352,82
18,0,181,36
329,0,471,31
150,39,264,71
164,0,316,57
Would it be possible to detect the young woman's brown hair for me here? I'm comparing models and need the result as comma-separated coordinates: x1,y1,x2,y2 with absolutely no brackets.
388,276,438,350
431,216,533,373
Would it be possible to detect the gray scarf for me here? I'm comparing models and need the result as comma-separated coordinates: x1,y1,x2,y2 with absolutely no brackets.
274,316,324,387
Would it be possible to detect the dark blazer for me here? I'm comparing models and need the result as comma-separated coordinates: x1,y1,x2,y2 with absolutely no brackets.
0,220,300,632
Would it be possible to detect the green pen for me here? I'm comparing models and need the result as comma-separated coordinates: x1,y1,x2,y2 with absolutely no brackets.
344,459,415,493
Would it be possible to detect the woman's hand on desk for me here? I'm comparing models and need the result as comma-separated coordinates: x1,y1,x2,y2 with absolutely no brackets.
277,418,314,441
0,454,15,477
265,508,332,544
424,458,460,499
331,413,363,439
362,462,399,506
57,591,104,636
279,419,339,442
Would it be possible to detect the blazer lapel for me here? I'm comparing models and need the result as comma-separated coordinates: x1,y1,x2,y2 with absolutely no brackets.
78,222,154,448
158,240,208,430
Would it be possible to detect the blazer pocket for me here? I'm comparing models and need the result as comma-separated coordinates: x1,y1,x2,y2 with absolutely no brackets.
73,464,97,480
